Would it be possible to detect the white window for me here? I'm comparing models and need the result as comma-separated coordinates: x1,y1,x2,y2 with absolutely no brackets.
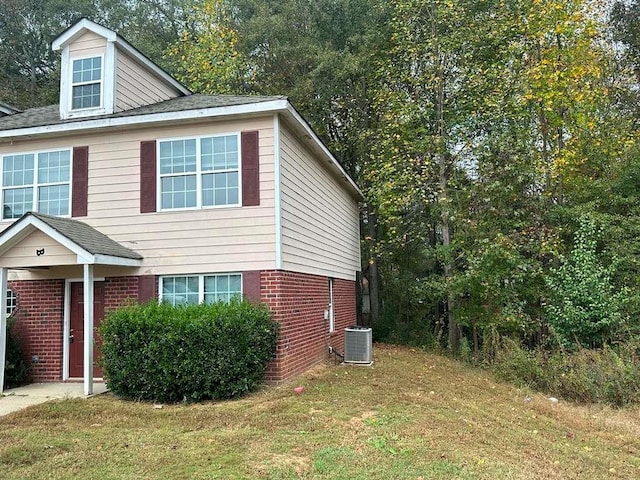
328,278,335,332
158,134,240,210
6,289,16,316
2,149,71,220
71,56,102,110
160,274,242,306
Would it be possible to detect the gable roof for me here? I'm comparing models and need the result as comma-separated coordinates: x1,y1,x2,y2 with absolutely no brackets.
0,212,142,266
0,94,284,131
0,94,364,200
52,18,190,96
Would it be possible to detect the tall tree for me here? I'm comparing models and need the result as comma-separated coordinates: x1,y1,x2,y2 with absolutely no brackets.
0,0,98,108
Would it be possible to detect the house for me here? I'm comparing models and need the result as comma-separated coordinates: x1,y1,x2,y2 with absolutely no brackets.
0,19,362,395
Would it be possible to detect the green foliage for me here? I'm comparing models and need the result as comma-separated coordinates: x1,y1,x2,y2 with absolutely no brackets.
4,317,30,389
544,217,628,349
165,0,247,94
99,299,278,403
492,339,640,406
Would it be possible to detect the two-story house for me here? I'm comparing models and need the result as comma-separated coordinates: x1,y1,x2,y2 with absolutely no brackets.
0,19,362,394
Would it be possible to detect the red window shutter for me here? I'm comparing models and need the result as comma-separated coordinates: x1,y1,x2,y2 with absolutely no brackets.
71,146,89,217
242,271,261,302
138,275,156,303
140,140,157,213
241,131,260,206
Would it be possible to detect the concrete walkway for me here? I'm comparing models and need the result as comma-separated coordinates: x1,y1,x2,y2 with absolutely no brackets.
0,383,108,416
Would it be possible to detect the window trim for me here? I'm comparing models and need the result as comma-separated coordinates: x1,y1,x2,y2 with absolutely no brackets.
6,288,16,316
1,147,73,221
69,54,105,113
60,45,116,119
156,132,242,212
158,273,243,305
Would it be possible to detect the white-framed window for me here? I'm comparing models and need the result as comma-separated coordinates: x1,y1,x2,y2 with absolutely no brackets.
2,149,71,220
71,55,103,110
6,289,16,316
158,134,240,210
328,278,335,333
159,273,242,306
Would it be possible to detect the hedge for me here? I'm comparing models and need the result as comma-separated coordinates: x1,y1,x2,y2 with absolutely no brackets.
4,317,29,388
99,299,279,403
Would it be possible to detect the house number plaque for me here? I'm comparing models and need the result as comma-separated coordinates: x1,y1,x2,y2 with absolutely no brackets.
36,248,45,256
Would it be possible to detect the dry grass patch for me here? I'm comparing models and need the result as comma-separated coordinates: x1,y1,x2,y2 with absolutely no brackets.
0,344,639,479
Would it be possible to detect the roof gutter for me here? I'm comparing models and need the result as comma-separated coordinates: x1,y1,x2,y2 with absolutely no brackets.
0,99,364,201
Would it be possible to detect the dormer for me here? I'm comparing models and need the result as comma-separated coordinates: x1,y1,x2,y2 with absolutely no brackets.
52,18,190,120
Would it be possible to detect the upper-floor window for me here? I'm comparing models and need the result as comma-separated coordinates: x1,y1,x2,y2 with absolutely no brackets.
158,134,240,210
160,273,242,306
71,56,102,110
2,149,71,220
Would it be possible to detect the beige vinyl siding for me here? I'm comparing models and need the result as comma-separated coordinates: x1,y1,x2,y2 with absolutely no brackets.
68,31,106,58
0,117,276,279
1,230,77,268
115,50,180,112
279,122,360,281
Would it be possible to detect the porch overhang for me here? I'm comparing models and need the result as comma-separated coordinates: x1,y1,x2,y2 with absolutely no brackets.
0,212,143,395
0,212,142,268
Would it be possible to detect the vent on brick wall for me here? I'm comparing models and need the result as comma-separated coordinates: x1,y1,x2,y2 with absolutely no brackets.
344,326,373,364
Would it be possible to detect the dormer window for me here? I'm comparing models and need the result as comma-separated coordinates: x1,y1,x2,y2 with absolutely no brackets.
71,56,102,110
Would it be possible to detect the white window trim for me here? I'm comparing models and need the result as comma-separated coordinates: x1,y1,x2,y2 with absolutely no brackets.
329,278,335,333
69,55,105,112
156,132,242,211
60,43,115,120
158,273,243,305
0,147,73,221
6,288,16,316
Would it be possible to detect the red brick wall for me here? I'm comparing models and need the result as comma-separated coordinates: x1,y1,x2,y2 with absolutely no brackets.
7,272,356,384
103,276,153,312
8,276,157,382
9,279,65,381
261,270,357,383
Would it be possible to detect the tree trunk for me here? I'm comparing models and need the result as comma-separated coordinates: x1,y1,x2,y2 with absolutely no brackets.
432,9,459,352
366,204,381,327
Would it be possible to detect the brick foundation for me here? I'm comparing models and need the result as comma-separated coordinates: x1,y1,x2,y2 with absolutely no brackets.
8,271,357,384
261,270,356,383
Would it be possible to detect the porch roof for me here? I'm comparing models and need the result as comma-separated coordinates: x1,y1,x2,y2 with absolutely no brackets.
0,212,142,267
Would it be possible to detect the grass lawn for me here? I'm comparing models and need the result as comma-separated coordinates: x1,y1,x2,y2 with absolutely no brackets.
1,344,639,479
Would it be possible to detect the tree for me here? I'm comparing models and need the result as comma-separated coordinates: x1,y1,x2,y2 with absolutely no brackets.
0,0,189,108
164,0,247,94
0,0,98,108
545,216,628,349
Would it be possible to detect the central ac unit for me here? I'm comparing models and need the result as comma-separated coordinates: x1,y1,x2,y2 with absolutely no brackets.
344,326,373,364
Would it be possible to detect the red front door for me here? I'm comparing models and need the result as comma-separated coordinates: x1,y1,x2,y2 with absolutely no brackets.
69,282,105,378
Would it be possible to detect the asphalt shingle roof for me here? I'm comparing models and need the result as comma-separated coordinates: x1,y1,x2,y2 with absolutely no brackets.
23,212,142,260
0,94,285,131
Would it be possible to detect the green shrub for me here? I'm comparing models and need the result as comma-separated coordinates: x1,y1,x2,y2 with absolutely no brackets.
491,338,546,388
4,317,29,388
99,299,279,403
491,339,640,406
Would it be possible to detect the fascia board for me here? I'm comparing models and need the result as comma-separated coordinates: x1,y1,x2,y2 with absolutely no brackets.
0,99,291,139
52,19,116,51
114,39,190,95
282,105,365,201
0,216,91,261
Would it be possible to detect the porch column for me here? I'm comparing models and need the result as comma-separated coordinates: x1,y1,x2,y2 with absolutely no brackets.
0,267,7,394
83,263,94,395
